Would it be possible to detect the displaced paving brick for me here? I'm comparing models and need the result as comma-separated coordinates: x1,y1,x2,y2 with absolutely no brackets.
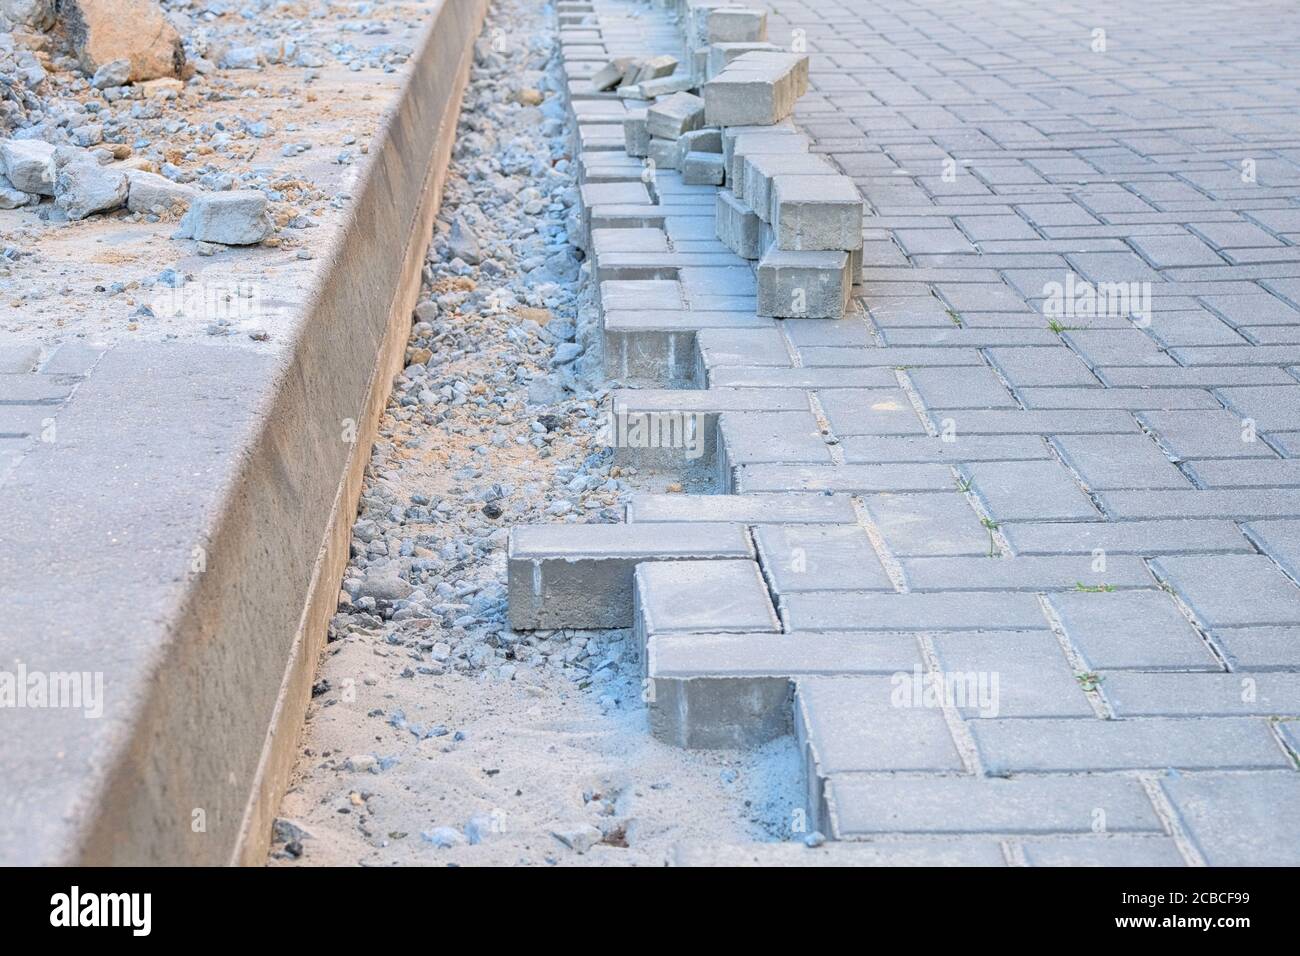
1137,409,1277,459
648,630,922,748
714,190,764,259
633,558,779,649
770,175,864,252
756,248,851,319
646,91,705,140
506,523,752,629
1210,627,1300,671
1046,590,1221,670
797,677,964,774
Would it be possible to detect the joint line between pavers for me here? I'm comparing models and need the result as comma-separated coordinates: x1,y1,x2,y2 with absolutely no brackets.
1141,556,1233,672
917,630,986,776
806,391,846,467
1036,595,1114,720
849,494,908,592
894,367,941,440
1138,773,1209,868
949,466,1013,557
775,318,804,368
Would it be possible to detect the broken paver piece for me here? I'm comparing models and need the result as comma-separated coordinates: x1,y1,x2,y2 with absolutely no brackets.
646,91,706,140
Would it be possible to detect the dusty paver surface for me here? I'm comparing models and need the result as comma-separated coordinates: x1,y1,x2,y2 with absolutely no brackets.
739,0,1300,863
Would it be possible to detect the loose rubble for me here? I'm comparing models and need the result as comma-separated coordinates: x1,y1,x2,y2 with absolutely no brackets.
269,0,798,867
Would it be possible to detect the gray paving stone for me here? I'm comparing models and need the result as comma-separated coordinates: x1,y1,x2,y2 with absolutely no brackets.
1242,520,1300,583
1189,459,1300,488
1211,627,1300,671
984,346,1100,388
1137,409,1278,459
906,366,1017,409
782,590,1050,632
709,366,897,389
800,345,986,367
1216,384,1300,432
672,839,1007,866
754,524,892,592
928,409,1140,435
828,775,1164,836
736,463,955,494
1052,434,1190,490
1160,773,1300,866
797,677,964,775
1047,589,1221,671
770,174,864,252
1102,673,1300,717
1100,366,1296,388
1151,553,1300,628
1099,488,1300,519
904,554,1152,592
1004,518,1250,556
861,491,991,557
507,522,752,629
1019,387,1219,410
817,388,927,437
626,492,857,525
931,632,1093,717
633,558,779,661
1019,838,1186,867
971,717,1290,772
842,434,1051,464
961,460,1099,521
756,248,851,319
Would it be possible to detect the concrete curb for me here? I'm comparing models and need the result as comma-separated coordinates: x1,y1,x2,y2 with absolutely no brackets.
0,0,487,865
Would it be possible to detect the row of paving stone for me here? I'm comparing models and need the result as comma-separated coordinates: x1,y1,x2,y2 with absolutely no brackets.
506,0,1300,864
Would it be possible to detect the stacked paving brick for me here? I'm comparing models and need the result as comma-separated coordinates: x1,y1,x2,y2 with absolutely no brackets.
520,0,1300,864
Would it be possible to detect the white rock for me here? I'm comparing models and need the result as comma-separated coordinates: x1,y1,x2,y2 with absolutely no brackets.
0,174,35,209
54,160,129,220
0,0,54,29
125,169,195,214
175,190,272,245
0,139,56,196
91,58,132,89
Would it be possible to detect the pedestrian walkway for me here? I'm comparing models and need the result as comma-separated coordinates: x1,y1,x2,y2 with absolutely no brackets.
534,0,1300,865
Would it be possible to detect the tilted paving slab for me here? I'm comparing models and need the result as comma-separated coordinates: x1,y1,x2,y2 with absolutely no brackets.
648,630,921,748
506,522,753,630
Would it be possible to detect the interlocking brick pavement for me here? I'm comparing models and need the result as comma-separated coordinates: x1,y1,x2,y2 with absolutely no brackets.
541,0,1300,864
